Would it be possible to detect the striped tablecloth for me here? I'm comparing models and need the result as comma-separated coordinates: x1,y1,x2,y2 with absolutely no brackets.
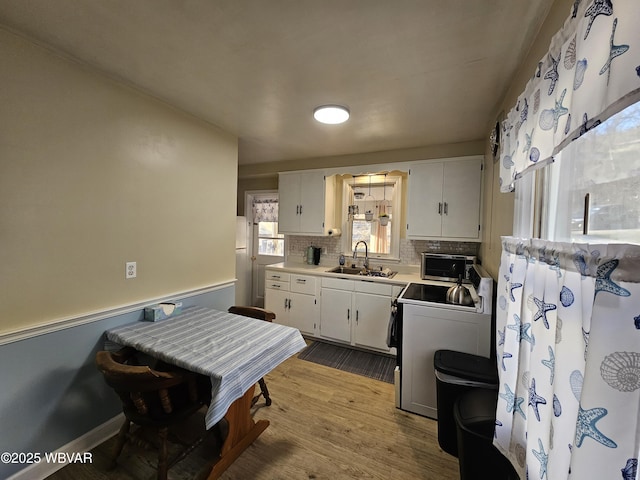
105,306,306,429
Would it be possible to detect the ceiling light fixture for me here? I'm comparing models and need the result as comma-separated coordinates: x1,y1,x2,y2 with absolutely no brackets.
313,105,350,124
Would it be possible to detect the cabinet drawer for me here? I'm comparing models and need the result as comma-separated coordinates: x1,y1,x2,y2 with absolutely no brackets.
265,280,289,291
290,274,316,295
266,271,290,282
354,281,393,296
321,277,354,291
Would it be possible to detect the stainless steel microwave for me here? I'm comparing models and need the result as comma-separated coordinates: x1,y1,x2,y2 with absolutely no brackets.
420,253,476,282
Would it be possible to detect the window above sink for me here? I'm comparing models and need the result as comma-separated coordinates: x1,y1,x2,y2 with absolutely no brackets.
338,172,406,261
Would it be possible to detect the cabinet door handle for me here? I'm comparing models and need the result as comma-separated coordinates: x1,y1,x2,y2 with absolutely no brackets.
299,204,303,215
296,278,306,283
272,284,281,288
347,308,350,321
583,193,590,234
356,310,359,324
288,298,292,309
296,205,300,215
444,202,448,215
438,202,443,215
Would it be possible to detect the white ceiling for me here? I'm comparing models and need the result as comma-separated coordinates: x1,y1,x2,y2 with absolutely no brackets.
0,0,555,165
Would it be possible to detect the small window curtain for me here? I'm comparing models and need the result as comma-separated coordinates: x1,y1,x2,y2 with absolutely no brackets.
495,237,640,479
372,222,389,253
372,201,390,253
499,0,640,192
252,195,278,223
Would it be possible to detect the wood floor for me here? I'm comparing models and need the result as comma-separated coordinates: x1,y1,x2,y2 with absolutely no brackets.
48,353,460,480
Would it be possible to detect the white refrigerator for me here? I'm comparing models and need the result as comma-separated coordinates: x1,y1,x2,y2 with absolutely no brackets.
235,216,251,306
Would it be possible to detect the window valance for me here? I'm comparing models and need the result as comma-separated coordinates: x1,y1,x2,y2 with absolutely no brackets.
252,196,278,223
499,0,640,193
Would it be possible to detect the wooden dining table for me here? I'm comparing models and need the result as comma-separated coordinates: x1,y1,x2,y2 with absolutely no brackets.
105,305,307,479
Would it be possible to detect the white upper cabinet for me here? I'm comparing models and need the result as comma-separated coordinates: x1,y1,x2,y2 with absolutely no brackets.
278,171,335,235
406,156,483,240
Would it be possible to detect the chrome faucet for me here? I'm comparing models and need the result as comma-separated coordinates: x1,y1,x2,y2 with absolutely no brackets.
353,241,369,269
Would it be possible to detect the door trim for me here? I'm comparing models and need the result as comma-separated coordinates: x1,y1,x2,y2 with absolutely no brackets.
245,190,283,307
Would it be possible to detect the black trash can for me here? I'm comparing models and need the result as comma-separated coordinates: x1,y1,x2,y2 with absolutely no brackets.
433,349,498,456
454,388,519,480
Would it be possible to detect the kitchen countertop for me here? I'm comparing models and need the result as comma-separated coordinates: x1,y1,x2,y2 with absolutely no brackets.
265,262,422,286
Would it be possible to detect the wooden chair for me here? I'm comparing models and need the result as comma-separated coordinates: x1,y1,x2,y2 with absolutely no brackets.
228,306,275,406
96,347,212,480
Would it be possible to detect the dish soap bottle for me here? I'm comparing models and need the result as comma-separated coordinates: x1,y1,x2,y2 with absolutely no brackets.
339,253,345,266
306,245,314,265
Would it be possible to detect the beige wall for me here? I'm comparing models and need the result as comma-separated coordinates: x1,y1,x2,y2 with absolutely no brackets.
0,28,238,334
478,145,514,278
237,176,279,216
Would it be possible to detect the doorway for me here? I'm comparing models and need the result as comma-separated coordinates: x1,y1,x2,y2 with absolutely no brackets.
246,191,284,307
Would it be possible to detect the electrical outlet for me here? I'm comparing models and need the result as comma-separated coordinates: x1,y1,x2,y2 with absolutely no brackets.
126,261,137,279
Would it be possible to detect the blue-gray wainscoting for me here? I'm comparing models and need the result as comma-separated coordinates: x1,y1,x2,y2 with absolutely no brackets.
0,284,235,479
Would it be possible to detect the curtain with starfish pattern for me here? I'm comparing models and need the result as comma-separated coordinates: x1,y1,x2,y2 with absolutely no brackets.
499,0,640,192
494,237,640,479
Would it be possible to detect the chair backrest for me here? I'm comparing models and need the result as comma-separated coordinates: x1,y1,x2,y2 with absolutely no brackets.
228,305,276,323
96,348,196,418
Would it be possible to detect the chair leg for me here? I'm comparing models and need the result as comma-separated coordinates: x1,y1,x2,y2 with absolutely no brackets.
157,427,169,480
258,378,271,406
110,419,130,469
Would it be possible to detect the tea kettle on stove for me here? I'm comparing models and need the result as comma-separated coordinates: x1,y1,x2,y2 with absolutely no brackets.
446,275,473,306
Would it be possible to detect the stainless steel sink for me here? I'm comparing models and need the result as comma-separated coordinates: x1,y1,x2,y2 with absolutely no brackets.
326,266,397,279
327,266,365,275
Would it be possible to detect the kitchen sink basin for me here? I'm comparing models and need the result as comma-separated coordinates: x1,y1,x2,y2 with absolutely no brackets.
326,266,397,279
327,266,365,275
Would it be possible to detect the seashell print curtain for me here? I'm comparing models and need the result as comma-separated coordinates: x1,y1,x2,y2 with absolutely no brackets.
499,0,640,192
495,237,640,479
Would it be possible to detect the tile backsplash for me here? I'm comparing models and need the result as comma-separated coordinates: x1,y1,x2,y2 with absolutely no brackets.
286,235,479,266
287,235,342,265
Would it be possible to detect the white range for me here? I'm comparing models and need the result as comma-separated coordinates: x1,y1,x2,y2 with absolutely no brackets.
396,258,494,419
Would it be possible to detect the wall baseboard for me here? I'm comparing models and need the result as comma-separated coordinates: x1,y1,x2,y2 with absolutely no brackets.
6,414,124,480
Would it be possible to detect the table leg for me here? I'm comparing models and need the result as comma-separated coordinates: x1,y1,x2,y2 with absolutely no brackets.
207,384,270,479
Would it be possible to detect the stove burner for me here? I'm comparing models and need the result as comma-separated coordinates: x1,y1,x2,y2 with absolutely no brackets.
402,283,450,304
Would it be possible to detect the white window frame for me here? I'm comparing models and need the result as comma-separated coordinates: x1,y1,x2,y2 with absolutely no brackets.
256,221,284,257
341,175,403,261
514,102,640,244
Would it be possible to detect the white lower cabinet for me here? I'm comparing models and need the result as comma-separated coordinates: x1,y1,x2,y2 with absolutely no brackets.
320,277,402,353
353,291,393,351
266,287,290,326
264,270,318,336
319,287,353,343
266,268,404,353
287,292,317,334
